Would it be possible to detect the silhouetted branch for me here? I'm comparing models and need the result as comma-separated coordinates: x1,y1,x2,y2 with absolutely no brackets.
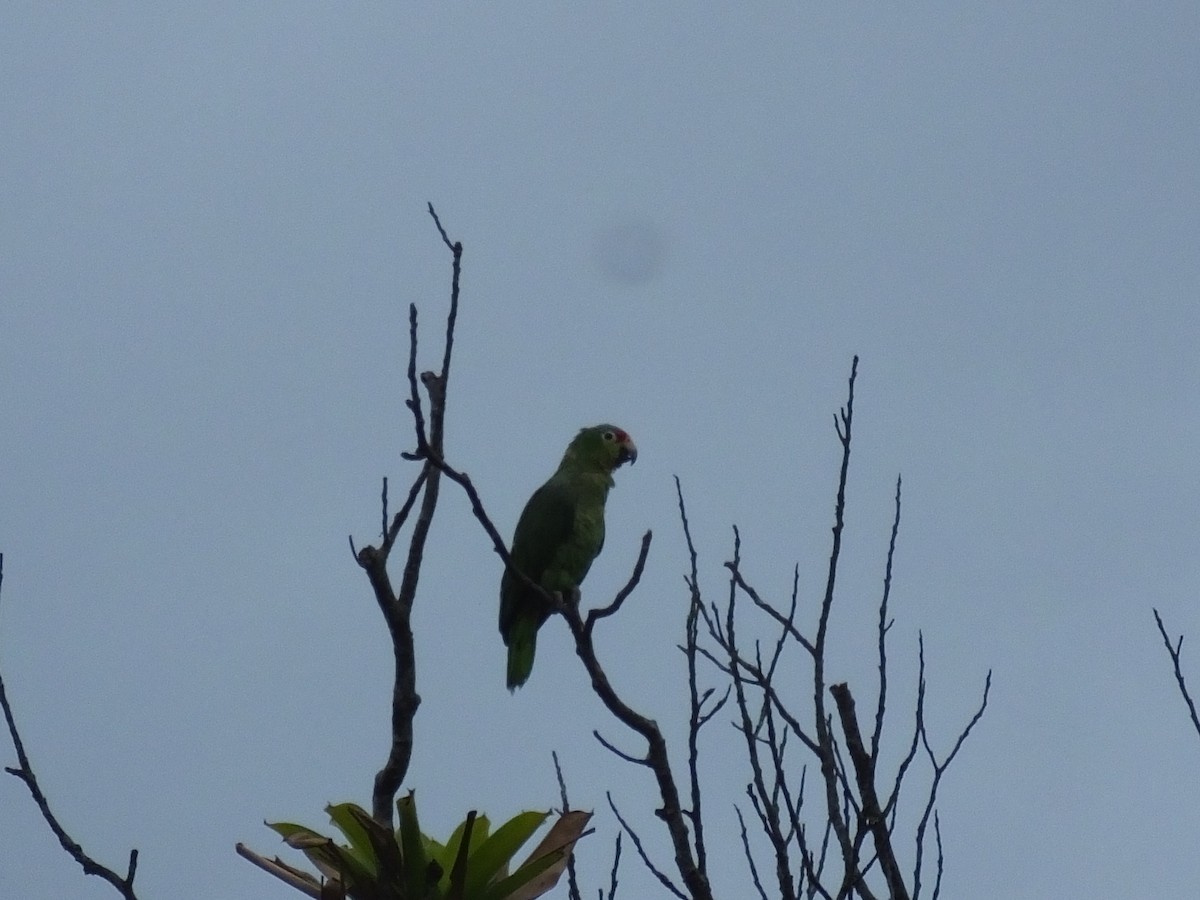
0,555,141,899
606,793,687,900
674,478,727,877
381,469,429,555
814,357,859,884
912,635,991,900
830,682,909,900
552,751,584,900
593,728,649,767
727,562,816,658
585,533,653,629
872,476,902,762
735,805,770,900
354,205,462,824
1153,608,1200,743
557,564,713,900
724,529,797,900
605,832,623,900
685,357,988,900
930,813,945,900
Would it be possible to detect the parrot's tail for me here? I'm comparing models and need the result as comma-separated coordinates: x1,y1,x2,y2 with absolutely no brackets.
506,627,537,691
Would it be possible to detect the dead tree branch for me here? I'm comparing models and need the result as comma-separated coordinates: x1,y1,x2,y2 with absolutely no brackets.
689,357,988,900
0,554,142,899
675,477,729,880
830,683,908,900
1152,608,1200,743
352,203,462,825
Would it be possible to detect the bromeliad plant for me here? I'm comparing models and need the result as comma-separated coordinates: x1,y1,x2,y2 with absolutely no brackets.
238,792,590,900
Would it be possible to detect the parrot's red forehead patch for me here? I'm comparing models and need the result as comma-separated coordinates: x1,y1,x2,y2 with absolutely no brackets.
612,428,629,442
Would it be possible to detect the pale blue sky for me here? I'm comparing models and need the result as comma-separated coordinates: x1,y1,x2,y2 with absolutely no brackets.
2,5,1199,898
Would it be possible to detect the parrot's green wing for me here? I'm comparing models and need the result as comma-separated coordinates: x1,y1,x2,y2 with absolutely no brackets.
500,481,576,689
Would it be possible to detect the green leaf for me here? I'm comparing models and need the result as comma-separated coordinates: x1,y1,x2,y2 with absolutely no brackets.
433,811,486,893
483,847,562,900
397,791,432,899
326,803,381,876
340,803,405,894
498,810,592,900
429,820,462,887
444,810,477,900
463,811,549,897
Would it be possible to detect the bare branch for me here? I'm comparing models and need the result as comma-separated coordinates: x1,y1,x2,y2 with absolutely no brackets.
552,752,584,900
829,682,909,900
1153,608,1200,742
813,357,859,874
734,805,770,900
357,207,462,824
381,469,429,555
675,477,713,873
724,529,797,900
607,794,688,900
0,555,142,899
557,563,712,900
930,812,945,900
872,475,902,761
605,832,623,900
912,646,991,900
585,532,653,629
725,560,816,657
594,729,651,767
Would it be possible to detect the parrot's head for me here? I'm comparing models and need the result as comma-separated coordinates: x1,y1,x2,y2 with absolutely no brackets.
567,424,638,472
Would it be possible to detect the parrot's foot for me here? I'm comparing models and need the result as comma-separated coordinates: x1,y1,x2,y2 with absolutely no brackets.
552,587,582,611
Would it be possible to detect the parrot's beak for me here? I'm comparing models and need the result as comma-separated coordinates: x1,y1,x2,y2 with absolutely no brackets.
616,438,638,468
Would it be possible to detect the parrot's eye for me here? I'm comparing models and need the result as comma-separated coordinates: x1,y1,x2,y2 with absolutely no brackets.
602,431,615,442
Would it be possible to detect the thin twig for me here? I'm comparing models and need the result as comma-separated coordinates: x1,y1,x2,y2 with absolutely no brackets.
871,475,902,761
553,751,584,900
585,534,653,630
1153,608,1200,742
725,561,816,657
884,635,927,820
605,833,622,900
607,794,687,900
724,529,797,900
0,554,142,899
676,477,712,874
930,812,945,900
593,730,650,767
381,469,429,555
912,646,991,900
814,357,859,878
735,805,770,900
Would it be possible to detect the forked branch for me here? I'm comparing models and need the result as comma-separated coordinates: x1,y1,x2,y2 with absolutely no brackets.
0,555,142,899
1152,608,1200,743
352,203,463,824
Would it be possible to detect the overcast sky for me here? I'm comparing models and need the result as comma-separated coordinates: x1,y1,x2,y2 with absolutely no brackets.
3,4,1199,899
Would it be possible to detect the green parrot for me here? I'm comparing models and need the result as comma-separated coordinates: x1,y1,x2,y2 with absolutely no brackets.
500,424,638,690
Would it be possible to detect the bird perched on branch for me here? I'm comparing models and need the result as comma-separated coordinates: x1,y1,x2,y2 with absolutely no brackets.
500,424,638,690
